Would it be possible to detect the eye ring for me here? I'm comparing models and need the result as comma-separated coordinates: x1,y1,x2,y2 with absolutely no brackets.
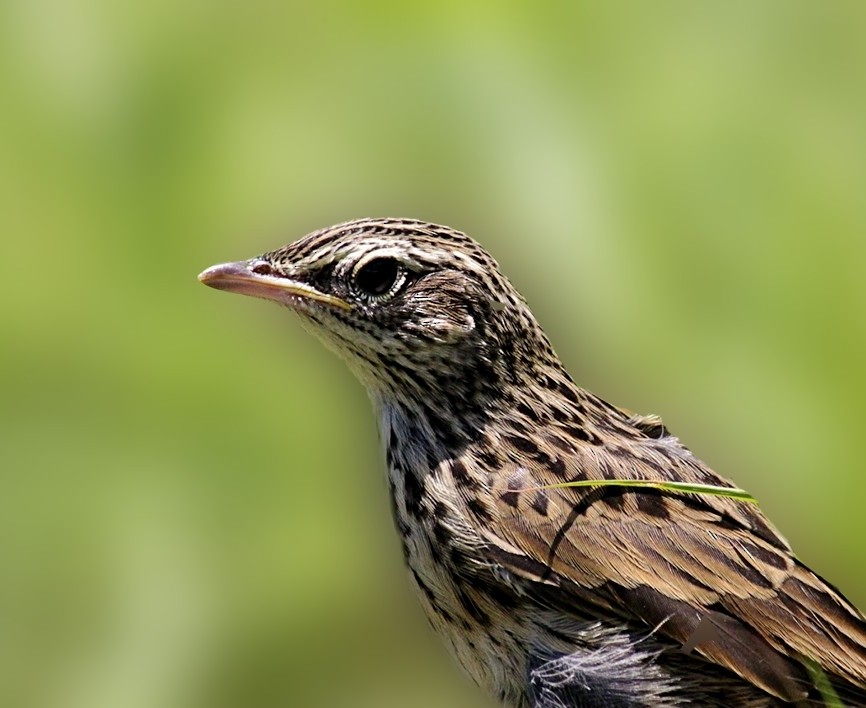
352,257,405,300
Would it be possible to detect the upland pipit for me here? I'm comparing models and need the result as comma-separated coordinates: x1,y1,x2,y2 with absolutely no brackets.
200,218,866,707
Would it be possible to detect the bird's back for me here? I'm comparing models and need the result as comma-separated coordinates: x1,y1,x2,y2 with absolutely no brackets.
380,377,866,706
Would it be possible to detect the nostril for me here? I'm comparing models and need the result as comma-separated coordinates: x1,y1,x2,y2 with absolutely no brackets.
252,262,277,276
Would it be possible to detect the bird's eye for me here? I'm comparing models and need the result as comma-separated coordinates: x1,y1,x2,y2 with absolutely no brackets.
353,257,403,298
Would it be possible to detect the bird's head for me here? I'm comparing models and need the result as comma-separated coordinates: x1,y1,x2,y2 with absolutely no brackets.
199,218,558,410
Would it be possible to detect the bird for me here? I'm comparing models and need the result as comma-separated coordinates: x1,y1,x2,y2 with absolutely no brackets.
199,218,866,707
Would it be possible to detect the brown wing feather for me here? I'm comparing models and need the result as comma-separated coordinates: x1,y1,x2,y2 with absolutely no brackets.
479,432,866,700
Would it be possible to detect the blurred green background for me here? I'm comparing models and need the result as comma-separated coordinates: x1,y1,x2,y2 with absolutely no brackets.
2,2,865,707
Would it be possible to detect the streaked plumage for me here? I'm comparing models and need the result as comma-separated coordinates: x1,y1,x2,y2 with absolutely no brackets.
200,218,866,707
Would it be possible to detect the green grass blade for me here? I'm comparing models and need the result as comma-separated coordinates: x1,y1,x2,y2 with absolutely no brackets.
804,659,843,707
534,479,758,503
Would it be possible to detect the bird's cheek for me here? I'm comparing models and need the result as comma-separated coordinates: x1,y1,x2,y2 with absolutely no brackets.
415,311,475,345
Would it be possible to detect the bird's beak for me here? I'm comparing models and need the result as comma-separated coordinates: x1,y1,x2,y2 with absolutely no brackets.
198,260,352,311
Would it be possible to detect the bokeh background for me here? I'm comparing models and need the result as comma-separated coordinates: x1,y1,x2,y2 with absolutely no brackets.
2,2,865,707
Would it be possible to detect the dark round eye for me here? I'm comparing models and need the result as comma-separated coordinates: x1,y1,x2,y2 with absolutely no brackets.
354,257,402,297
